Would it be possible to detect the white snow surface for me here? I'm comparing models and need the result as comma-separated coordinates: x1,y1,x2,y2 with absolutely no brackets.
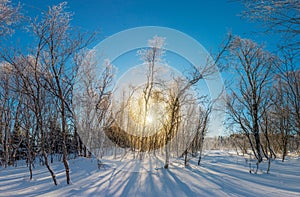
0,150,299,197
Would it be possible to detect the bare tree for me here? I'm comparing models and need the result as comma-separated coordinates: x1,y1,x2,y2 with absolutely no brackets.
181,102,212,167
4,55,58,184
0,62,16,167
277,52,300,147
272,73,298,160
226,36,276,173
21,97,36,180
27,2,93,184
0,1,104,184
196,104,212,166
74,50,115,161
260,90,276,173
137,36,165,159
0,0,21,37
241,0,300,153
161,79,182,169
241,0,300,51
0,0,21,168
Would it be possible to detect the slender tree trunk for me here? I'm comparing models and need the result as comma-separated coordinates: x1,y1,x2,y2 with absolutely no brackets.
198,136,204,166
164,142,170,169
267,157,271,174
184,150,188,166
42,150,57,185
255,161,259,174
54,73,71,184
61,108,70,184
197,154,202,166
39,115,58,185
28,149,33,180
198,145,203,166
29,160,33,180
253,104,262,163
4,129,9,167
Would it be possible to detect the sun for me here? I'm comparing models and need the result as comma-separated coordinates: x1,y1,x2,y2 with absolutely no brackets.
127,87,168,132
146,114,153,124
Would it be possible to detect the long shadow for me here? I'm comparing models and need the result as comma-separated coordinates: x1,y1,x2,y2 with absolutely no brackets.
190,161,300,197
93,164,204,196
2,154,299,196
116,172,140,197
194,167,258,197
165,169,206,196
85,160,146,196
207,162,300,193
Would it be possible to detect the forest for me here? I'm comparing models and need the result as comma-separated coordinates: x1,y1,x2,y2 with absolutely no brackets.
0,0,299,189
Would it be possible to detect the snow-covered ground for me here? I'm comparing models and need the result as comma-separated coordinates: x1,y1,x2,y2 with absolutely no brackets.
0,150,299,197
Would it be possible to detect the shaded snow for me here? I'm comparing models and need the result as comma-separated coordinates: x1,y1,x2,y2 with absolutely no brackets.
0,150,299,197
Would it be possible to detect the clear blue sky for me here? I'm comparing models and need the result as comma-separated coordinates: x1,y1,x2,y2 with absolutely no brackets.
18,0,272,51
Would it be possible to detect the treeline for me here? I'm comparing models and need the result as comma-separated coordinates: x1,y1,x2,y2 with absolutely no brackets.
206,134,299,159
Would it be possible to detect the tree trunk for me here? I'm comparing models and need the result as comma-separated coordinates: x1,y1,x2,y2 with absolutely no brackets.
42,150,57,185
267,157,271,174
255,161,259,174
61,109,71,184
184,150,188,166
198,145,203,166
253,104,263,163
55,73,71,184
164,141,170,169
198,143,204,166
4,128,9,167
29,162,33,180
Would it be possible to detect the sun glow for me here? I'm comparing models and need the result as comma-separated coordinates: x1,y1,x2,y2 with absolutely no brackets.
127,88,168,131
146,114,153,124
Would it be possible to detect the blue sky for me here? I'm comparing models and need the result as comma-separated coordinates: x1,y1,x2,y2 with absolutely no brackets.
18,0,272,51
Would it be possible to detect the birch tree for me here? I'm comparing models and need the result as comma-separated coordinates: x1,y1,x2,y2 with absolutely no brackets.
74,50,115,161
240,0,300,151
226,36,276,173
28,2,93,184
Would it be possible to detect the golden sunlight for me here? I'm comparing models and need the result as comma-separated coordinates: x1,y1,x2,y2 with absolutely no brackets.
128,88,168,131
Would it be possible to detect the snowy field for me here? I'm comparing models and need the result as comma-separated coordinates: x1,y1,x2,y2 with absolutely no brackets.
0,150,299,197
